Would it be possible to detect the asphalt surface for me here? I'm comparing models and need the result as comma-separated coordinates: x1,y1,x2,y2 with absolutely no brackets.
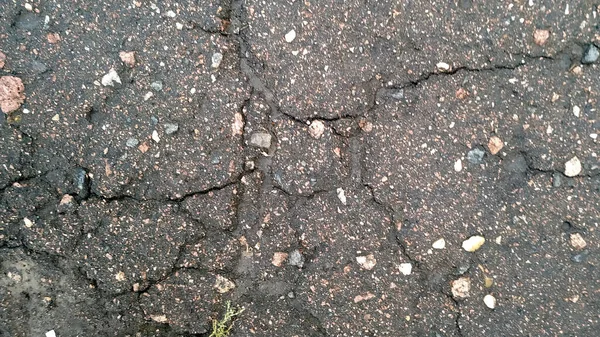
0,1,599,336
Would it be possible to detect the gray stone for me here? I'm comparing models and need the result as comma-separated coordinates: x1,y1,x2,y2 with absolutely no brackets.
288,249,304,268
126,138,139,148
150,81,163,91
552,172,562,187
581,44,599,64
250,132,272,149
164,123,179,135
467,148,485,164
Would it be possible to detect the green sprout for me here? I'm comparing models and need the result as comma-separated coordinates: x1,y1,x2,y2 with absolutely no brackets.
209,301,245,337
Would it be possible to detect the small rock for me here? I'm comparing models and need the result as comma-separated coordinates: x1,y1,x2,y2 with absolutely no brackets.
45,330,56,337
138,142,150,153
101,69,121,87
0,51,6,68
454,159,463,172
46,32,61,44
250,132,272,149
0,76,25,113
214,275,235,293
23,217,34,228
232,112,244,136
573,105,581,117
483,294,496,309
336,187,347,205
356,254,377,270
144,92,154,101
285,29,296,43
533,29,550,46
570,233,587,250
59,194,74,206
564,156,582,177
152,130,160,143
166,10,176,17
287,291,295,298
358,119,373,132
354,292,375,303
119,51,136,67
467,148,485,164
436,62,451,72
272,252,288,267
487,136,504,155
432,238,446,249
571,250,589,263
308,120,325,139
115,271,126,281
399,263,412,276
581,44,599,64
455,87,469,99
288,249,304,268
462,235,485,252
552,172,562,187
150,81,163,91
150,315,169,323
211,52,223,68
451,277,471,299
126,138,139,148
176,22,184,30
164,123,179,135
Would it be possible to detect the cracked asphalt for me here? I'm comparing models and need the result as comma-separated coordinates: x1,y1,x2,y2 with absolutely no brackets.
1,1,599,336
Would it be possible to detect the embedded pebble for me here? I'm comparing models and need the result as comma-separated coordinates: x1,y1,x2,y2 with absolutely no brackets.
399,263,412,276
214,275,235,293
23,217,34,228
151,81,163,91
436,62,450,71
533,29,550,46
336,187,347,205
564,156,581,177
467,148,485,164
432,238,446,249
308,120,325,139
573,105,581,117
581,44,599,64
356,254,377,270
211,52,223,68
451,277,471,299
164,123,179,135
0,51,6,68
570,233,587,250
353,292,375,303
487,136,504,155
126,138,139,148
119,51,136,67
0,76,26,113
454,159,463,172
462,235,485,252
45,330,56,337
272,252,288,267
288,249,304,268
250,132,272,149
483,294,496,309
101,69,121,87
285,29,296,43
152,130,160,143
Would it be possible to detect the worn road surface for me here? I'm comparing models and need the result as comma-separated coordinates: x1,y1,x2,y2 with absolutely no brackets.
1,1,599,336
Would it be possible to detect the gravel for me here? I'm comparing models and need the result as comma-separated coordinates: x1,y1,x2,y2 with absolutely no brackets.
581,44,599,64
467,148,485,164
250,132,272,149
288,249,304,268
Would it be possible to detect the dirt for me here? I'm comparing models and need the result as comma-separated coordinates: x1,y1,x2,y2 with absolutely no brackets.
1,1,599,336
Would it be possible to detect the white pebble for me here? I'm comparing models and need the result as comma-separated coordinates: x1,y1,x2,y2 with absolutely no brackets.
484,294,496,309
573,105,581,117
436,62,450,72
399,263,412,276
25,3,33,11
152,130,160,143
285,29,296,43
166,10,176,18
432,238,446,249
462,235,485,252
101,69,121,87
336,187,347,205
564,156,582,177
211,52,223,68
454,159,463,172
308,120,325,139
45,330,56,337
176,22,183,30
